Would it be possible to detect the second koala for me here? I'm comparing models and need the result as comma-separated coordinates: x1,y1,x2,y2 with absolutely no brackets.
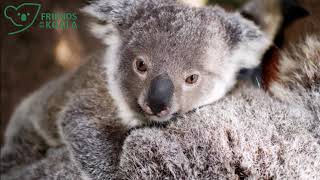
1,0,270,174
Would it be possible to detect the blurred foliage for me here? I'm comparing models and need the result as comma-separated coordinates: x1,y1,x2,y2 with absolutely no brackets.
208,0,247,8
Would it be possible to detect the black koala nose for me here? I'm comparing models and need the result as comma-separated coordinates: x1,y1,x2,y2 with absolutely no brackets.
147,73,174,115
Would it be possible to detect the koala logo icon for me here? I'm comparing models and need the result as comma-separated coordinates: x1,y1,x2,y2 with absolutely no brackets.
4,3,41,35
18,12,31,22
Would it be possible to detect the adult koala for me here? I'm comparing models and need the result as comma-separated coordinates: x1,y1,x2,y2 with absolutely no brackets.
1,0,271,179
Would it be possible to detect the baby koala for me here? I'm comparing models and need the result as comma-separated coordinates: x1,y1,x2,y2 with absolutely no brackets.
82,0,270,125
1,0,270,175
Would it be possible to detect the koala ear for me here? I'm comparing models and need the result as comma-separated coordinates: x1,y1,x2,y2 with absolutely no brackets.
240,0,309,41
225,12,272,69
240,0,282,40
81,0,176,43
81,0,176,29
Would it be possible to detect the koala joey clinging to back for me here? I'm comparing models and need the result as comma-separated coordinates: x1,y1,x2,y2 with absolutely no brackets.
82,0,270,126
1,0,271,174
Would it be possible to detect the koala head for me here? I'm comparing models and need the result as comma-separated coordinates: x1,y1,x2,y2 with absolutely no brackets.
83,0,271,125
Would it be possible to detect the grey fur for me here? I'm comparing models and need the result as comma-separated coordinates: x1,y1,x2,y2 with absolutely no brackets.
83,0,270,123
119,82,320,179
1,147,81,180
2,33,320,179
1,36,319,179
3,0,302,179
117,36,320,179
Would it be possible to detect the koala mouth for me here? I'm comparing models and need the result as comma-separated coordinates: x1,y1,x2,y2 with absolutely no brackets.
137,103,177,122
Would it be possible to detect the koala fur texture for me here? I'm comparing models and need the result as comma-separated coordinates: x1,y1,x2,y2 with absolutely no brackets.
1,0,270,177
2,0,319,179
1,34,319,180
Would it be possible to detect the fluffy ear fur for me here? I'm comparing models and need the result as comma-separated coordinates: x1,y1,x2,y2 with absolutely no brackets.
82,0,271,68
240,0,309,43
238,0,310,85
225,12,271,69
81,0,176,40
240,0,283,40
82,0,174,24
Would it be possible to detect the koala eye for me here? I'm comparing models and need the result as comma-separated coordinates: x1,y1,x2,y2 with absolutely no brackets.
134,57,147,73
185,74,199,84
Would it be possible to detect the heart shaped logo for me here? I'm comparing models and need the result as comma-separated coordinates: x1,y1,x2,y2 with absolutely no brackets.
4,3,41,35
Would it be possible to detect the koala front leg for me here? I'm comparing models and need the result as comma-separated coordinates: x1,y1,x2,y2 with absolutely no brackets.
1,77,67,174
1,96,50,174
1,147,82,180
0,126,48,175
58,89,128,180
